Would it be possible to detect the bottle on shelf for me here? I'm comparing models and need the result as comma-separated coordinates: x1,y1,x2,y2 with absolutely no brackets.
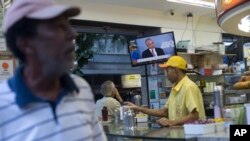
223,108,234,132
123,108,135,129
114,109,120,124
102,106,108,121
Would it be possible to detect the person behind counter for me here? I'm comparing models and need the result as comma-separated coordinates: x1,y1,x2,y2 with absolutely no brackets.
125,55,206,126
95,81,122,121
129,43,140,65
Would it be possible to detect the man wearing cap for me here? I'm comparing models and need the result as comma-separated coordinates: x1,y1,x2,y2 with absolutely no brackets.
129,43,140,65
0,0,107,140
126,55,205,126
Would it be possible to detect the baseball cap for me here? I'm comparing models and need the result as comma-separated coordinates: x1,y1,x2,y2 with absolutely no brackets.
159,55,187,70
2,0,81,33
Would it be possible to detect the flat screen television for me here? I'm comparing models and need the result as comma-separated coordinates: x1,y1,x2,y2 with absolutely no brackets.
129,32,177,67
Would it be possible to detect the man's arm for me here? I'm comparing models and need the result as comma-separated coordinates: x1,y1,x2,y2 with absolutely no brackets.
173,108,199,125
112,87,123,103
157,108,199,126
142,50,147,58
138,106,168,117
125,102,168,117
142,49,151,58
157,48,165,55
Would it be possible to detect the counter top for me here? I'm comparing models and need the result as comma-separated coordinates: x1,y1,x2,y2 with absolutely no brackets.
102,121,230,141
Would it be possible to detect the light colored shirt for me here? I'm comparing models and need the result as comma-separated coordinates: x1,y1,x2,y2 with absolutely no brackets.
150,49,157,56
165,76,206,120
95,97,121,120
0,74,107,141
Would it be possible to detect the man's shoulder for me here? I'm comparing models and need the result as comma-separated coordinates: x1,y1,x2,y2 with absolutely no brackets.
107,97,119,102
69,74,94,97
69,74,89,87
143,49,149,52
97,97,119,104
106,97,121,105
142,49,149,56
0,80,12,94
156,47,164,51
182,76,199,89
0,80,15,106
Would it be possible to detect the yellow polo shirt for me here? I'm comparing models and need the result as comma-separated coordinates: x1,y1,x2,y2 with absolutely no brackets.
165,76,206,120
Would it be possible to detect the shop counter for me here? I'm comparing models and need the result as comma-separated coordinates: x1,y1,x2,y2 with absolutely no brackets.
102,122,230,141
197,131,229,141
103,122,197,141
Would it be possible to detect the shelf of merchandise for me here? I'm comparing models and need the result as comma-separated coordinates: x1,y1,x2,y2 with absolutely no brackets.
224,89,250,95
177,52,236,56
147,51,240,110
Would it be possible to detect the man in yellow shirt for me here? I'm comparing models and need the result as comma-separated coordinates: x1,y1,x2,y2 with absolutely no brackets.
126,55,206,126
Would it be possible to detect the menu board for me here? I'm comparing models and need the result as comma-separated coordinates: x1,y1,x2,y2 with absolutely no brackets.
121,74,141,88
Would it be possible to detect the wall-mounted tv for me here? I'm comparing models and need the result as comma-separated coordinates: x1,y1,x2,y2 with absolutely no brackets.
129,32,177,67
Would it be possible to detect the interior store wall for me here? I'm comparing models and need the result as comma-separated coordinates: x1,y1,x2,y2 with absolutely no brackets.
0,10,4,51
57,0,222,45
55,1,223,104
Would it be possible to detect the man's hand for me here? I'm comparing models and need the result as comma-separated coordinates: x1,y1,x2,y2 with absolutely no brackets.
112,87,123,103
156,117,176,127
124,101,140,111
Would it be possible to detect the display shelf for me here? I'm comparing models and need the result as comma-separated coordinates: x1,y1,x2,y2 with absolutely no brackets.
202,90,250,96
224,89,250,95
177,51,236,56
220,54,237,56
147,51,239,111
203,92,214,96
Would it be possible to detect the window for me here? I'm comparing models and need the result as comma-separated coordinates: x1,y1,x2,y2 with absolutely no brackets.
93,34,130,54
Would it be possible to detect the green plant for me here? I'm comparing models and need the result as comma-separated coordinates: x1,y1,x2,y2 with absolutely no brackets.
72,33,97,76
72,32,131,76
112,35,127,45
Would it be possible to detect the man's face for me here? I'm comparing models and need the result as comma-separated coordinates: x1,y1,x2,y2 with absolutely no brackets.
29,16,76,76
164,67,177,84
146,39,155,49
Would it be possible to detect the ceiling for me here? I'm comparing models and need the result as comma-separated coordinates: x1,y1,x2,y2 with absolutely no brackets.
57,0,216,17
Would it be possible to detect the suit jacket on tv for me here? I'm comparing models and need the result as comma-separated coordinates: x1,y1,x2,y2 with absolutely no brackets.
142,48,165,58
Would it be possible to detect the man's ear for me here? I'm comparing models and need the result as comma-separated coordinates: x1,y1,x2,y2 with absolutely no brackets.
16,37,34,55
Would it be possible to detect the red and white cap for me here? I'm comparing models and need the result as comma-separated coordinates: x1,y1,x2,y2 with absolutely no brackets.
2,0,81,33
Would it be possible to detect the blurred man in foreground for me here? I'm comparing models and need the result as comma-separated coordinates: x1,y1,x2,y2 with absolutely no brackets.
0,0,107,140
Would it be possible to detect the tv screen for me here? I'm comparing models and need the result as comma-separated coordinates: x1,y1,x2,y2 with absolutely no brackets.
129,32,177,67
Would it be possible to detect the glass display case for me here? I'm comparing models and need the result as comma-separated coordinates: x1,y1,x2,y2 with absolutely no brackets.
147,74,171,109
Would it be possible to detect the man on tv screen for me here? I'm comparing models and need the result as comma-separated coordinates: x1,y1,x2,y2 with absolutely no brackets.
142,38,165,58
129,43,140,65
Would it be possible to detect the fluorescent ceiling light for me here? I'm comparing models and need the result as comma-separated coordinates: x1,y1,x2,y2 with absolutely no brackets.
166,0,215,9
238,15,250,33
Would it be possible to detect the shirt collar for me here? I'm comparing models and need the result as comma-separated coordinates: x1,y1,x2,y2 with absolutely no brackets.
172,75,188,93
8,65,79,108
